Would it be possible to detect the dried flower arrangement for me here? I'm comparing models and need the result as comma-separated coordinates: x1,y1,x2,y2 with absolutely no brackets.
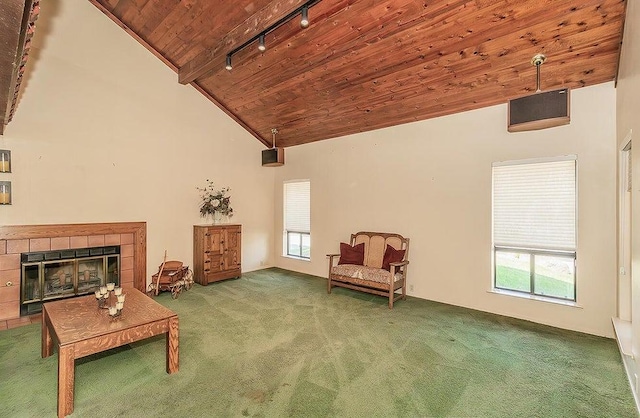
197,180,233,219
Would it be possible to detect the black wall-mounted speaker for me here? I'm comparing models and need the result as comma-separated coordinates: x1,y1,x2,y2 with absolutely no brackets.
508,88,570,132
262,148,284,167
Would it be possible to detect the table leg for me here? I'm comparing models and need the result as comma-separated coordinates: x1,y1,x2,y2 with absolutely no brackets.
166,316,179,374
58,345,75,418
41,309,52,358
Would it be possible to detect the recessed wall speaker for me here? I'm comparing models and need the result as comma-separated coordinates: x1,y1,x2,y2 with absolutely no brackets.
508,88,570,132
262,147,284,167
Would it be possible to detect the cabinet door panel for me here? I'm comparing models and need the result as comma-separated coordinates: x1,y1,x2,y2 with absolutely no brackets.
224,227,241,270
205,253,224,274
204,228,223,255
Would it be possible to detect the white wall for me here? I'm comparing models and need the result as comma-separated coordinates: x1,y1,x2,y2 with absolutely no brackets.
0,0,275,278
616,0,640,400
275,82,618,337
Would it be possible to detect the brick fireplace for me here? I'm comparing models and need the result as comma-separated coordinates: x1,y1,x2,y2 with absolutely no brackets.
0,222,146,321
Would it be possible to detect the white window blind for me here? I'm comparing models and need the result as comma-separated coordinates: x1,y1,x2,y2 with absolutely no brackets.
493,158,576,251
284,180,310,233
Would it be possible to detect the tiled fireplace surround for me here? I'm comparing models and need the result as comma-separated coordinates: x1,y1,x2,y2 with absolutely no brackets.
0,222,146,323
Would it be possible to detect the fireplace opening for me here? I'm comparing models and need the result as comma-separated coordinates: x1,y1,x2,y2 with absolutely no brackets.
20,246,121,316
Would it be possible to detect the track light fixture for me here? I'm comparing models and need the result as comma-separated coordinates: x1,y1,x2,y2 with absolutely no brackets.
300,6,309,28
224,0,321,71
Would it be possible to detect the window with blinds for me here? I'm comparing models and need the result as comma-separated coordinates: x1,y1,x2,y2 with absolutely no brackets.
284,180,310,259
492,157,577,301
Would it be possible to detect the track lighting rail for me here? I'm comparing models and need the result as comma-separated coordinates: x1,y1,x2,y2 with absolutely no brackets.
225,0,321,70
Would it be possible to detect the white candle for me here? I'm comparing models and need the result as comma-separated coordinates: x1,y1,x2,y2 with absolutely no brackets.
116,302,124,310
94,291,101,299
0,153,8,173
103,291,109,299
0,184,8,204
109,307,117,316
100,286,107,295
117,295,125,303
106,283,115,291
114,287,122,296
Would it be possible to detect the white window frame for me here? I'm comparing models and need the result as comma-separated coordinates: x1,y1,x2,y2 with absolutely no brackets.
283,180,310,260
492,156,577,302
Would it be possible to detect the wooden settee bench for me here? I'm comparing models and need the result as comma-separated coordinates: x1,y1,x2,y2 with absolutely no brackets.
327,231,409,308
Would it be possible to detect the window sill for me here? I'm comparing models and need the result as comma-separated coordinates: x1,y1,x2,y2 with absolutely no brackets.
488,288,582,308
282,255,311,262
612,317,634,358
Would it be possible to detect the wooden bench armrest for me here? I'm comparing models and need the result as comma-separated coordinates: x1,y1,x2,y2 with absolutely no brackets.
389,260,409,267
327,254,340,268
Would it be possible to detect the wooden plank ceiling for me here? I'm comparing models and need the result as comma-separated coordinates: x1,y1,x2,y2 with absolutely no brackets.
89,0,626,147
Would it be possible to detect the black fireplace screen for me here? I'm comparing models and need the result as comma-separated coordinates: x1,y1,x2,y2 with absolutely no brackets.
21,246,120,315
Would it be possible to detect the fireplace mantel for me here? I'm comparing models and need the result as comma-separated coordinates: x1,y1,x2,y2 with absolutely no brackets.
0,222,146,321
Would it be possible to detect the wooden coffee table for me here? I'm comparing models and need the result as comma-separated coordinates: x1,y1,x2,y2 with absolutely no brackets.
41,288,178,418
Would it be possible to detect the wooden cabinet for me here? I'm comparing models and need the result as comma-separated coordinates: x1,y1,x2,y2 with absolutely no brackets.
193,224,241,285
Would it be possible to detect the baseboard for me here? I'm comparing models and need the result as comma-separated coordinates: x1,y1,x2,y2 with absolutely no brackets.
612,317,640,414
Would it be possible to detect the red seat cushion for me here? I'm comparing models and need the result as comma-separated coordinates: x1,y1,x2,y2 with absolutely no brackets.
382,245,405,271
338,242,365,265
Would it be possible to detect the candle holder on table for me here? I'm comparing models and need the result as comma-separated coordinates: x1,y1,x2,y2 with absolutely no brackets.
95,283,125,318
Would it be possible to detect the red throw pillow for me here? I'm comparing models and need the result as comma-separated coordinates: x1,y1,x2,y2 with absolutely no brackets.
338,242,365,265
382,245,405,271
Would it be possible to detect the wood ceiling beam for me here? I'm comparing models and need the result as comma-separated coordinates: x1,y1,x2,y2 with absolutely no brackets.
178,0,308,85
0,0,35,135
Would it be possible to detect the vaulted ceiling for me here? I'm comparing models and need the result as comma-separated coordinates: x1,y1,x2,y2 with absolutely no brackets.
0,1,628,146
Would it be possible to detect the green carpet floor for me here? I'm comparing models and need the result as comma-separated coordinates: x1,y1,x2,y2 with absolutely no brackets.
0,268,636,417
